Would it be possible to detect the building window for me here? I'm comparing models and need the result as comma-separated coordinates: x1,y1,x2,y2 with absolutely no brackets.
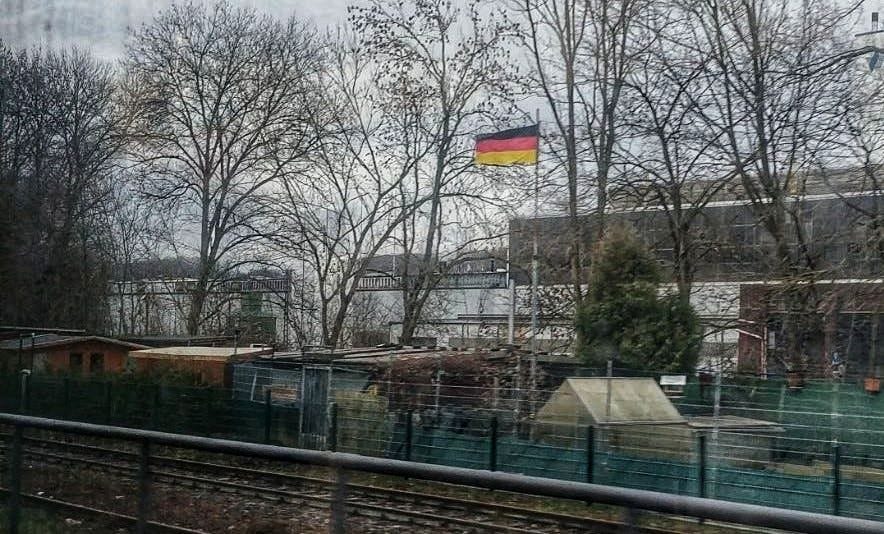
89,353,105,374
69,353,83,374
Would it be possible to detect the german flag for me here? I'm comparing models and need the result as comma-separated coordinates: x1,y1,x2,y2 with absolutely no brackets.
474,124,539,166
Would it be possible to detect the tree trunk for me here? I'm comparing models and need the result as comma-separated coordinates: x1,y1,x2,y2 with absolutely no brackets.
187,287,207,336
399,302,419,345
327,292,354,349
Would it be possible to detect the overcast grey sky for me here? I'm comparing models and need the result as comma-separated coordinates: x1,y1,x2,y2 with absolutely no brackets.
4,0,878,61
0,0,351,60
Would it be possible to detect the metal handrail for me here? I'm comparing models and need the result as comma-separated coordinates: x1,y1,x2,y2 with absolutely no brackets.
1,413,882,534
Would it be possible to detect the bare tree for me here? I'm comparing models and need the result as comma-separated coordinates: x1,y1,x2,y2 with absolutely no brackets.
103,176,168,335
829,73,884,266
512,0,647,304
618,9,735,303
0,44,121,330
122,1,323,335
273,33,429,348
685,0,861,370
350,0,516,345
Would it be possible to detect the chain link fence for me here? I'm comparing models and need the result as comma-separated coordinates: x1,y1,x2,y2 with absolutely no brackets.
2,369,884,521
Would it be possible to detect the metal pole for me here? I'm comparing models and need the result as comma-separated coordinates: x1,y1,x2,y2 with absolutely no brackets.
507,278,515,345
711,370,721,499
870,313,879,378
404,410,414,462
492,376,500,411
264,389,272,444
330,466,349,534
136,439,152,534
832,380,841,443
434,369,442,417
514,352,522,435
586,425,595,484
284,270,291,349
761,325,769,377
529,110,541,420
7,424,22,534
698,433,707,499
605,360,613,421
63,377,71,419
150,385,160,430
489,415,499,472
104,381,113,424
328,402,338,452
18,370,30,415
832,441,841,516
623,508,640,532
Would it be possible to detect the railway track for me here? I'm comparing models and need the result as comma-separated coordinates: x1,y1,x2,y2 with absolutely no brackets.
0,433,685,533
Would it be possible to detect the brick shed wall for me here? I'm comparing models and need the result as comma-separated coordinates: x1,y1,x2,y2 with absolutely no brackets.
32,341,131,376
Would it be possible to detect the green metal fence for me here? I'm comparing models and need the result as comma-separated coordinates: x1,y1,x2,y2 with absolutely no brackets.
3,372,884,522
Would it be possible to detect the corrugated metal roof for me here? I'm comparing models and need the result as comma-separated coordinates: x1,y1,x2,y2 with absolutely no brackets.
0,335,148,351
0,334,71,350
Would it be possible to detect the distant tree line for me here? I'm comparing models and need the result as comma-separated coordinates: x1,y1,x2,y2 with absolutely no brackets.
0,47,121,330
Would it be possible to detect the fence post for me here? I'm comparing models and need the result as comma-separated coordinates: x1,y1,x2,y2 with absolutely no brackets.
104,381,113,424
698,433,707,499
328,402,338,452
832,441,841,516
489,415,499,472
264,389,272,444
150,385,160,430
18,370,30,415
330,466,349,534
586,425,595,484
7,424,23,534
405,410,414,461
136,439,152,534
63,378,71,419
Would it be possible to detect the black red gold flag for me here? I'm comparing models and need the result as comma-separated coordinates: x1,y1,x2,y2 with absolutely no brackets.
474,124,539,166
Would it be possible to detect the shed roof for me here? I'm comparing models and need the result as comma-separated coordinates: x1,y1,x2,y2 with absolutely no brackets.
0,335,148,352
129,346,270,362
118,335,233,348
537,377,687,425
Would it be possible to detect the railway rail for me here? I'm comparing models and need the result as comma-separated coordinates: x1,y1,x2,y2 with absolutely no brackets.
0,432,682,533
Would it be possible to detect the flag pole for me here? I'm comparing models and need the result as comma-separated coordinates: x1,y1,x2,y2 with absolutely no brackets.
530,109,540,416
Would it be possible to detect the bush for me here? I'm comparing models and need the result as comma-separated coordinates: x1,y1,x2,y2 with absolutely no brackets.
576,226,701,372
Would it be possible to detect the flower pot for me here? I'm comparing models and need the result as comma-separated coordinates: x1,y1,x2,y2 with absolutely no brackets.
786,371,804,389
865,377,880,394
